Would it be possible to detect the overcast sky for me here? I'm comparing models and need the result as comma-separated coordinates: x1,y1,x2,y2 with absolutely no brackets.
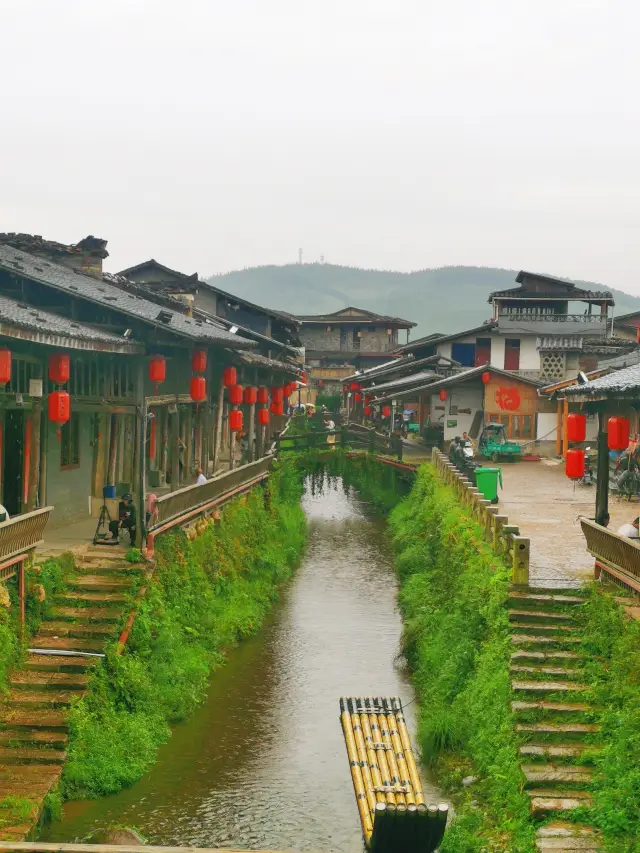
2,0,638,291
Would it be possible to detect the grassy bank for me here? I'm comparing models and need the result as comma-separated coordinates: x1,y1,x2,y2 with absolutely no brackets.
61,459,306,799
576,587,640,852
384,464,534,853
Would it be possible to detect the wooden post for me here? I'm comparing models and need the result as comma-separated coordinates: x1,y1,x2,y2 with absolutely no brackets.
170,406,180,491
107,414,118,485
556,398,563,456
18,558,25,631
184,405,193,479
134,361,146,548
161,407,169,484
595,409,610,527
229,429,235,470
562,397,569,458
39,408,48,507
27,401,41,511
213,381,224,472
248,400,256,463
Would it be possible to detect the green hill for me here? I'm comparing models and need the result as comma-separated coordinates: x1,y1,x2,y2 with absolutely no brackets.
208,264,640,336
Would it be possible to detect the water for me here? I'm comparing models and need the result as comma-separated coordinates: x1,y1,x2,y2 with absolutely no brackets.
43,476,444,851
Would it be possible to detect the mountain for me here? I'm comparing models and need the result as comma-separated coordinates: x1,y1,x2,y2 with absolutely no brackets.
208,264,640,336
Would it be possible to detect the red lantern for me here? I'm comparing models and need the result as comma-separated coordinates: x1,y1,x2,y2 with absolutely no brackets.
0,350,11,385
258,407,270,426
229,409,243,432
149,355,166,385
565,448,585,479
439,389,448,401
257,386,269,404
49,353,70,385
481,371,491,385
364,405,372,416
48,390,70,425
354,392,362,402
350,382,360,391
271,401,284,416
223,366,237,387
243,386,258,405
608,417,630,451
301,371,307,383
228,384,243,405
191,350,207,373
190,376,206,402
271,386,283,404
365,394,372,403
567,413,586,443
382,405,391,418
343,384,348,393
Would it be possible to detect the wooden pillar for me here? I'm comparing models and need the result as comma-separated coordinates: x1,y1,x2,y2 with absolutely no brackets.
170,406,180,492
595,409,610,527
22,416,32,513
556,398,563,456
184,405,193,480
26,401,41,511
562,397,569,458
248,400,256,463
107,414,118,485
134,361,146,548
213,381,224,473
194,406,202,471
161,408,169,483
39,409,48,507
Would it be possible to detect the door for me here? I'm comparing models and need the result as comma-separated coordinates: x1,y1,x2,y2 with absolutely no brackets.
504,339,521,370
2,410,24,516
475,338,491,366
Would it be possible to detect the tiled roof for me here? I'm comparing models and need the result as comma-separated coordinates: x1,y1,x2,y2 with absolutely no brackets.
0,245,255,348
367,370,437,394
0,294,142,351
565,362,640,397
296,306,415,326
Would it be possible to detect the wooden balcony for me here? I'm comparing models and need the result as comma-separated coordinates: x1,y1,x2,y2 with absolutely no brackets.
581,518,640,594
0,507,52,576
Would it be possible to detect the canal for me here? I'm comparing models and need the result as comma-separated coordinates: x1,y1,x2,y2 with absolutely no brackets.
43,475,444,851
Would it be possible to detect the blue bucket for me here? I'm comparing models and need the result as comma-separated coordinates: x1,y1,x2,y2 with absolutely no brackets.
103,485,117,499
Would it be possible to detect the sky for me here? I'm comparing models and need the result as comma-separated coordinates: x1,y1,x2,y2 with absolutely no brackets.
2,0,639,292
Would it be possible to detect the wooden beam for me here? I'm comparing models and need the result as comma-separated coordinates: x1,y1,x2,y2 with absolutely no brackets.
562,397,569,458
170,407,180,492
556,397,562,456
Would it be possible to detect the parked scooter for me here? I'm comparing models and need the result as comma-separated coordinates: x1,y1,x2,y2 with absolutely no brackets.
579,447,597,485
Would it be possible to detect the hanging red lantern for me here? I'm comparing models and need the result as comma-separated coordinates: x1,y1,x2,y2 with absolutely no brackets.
439,389,448,401
382,405,391,418
364,405,372,416
271,401,284,416
567,413,587,443
149,355,166,385
301,371,307,383
190,376,207,402
228,384,243,405
350,382,360,391
191,350,207,373
343,384,348,393
565,448,585,479
271,386,283,403
354,392,362,402
229,409,243,432
258,407,270,426
48,390,70,425
257,386,269,404
243,386,258,405
608,417,630,451
365,394,372,404
49,353,70,385
0,349,11,385
223,366,237,387
481,371,491,385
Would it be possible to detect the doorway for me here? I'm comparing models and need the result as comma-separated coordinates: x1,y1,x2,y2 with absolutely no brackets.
2,410,25,516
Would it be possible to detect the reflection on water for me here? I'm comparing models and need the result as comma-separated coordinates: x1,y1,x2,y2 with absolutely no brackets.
42,476,444,851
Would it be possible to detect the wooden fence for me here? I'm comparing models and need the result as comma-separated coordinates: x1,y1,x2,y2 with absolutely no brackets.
581,518,640,595
276,423,403,461
0,506,53,626
431,449,530,585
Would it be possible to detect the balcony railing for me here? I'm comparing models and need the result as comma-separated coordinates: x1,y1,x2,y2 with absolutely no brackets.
581,518,640,594
498,314,608,336
0,507,52,570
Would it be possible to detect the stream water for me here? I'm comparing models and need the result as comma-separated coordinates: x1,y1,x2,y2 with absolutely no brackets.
42,475,445,851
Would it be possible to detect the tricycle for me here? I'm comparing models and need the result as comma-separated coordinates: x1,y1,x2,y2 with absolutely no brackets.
478,422,521,462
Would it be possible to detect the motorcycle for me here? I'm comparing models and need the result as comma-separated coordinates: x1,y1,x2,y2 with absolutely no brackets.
612,446,640,500
579,447,597,485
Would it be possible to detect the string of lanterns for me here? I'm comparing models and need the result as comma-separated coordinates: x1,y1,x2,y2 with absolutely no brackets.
565,414,633,479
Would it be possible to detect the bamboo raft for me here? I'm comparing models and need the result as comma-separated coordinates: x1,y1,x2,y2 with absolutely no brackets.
340,697,448,852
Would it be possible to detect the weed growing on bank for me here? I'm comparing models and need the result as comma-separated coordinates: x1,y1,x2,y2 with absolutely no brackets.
62,460,306,799
388,466,535,853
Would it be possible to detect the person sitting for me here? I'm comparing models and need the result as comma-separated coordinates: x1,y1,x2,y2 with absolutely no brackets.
0,504,9,524
462,431,476,452
109,494,137,545
617,517,640,539
195,468,207,485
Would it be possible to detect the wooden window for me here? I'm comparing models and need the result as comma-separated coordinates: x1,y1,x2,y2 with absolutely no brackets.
485,413,534,440
475,337,491,366
504,339,521,370
60,413,81,469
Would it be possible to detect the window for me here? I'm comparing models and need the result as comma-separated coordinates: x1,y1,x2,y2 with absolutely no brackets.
475,337,491,366
60,413,81,468
504,339,521,370
451,342,476,367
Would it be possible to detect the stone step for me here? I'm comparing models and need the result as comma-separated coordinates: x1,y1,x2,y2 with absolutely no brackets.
512,634,582,646
29,636,106,653
512,680,590,694
516,723,600,735
529,789,592,815
0,746,66,765
56,591,128,604
537,822,602,850
69,575,132,591
510,622,577,633
520,743,598,760
512,700,594,715
10,670,90,690
522,764,593,786
4,689,79,709
510,665,585,678
0,709,68,730
50,605,121,622
509,609,574,624
509,592,586,606
536,838,601,850
37,621,114,638
512,650,582,663
25,652,101,673
0,762,62,798
0,729,68,748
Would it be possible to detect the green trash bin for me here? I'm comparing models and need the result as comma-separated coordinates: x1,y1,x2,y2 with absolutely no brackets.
475,466,502,504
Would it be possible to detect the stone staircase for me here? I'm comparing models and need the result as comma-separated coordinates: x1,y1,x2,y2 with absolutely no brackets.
0,552,142,841
508,588,602,852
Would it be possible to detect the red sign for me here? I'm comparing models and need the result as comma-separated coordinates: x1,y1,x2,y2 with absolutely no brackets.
494,386,521,411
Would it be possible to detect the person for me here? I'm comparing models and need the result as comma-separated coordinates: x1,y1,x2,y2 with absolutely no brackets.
195,468,207,486
109,493,137,546
0,504,9,523
462,431,476,452
177,437,186,482
617,517,640,539
145,493,158,539
325,414,336,447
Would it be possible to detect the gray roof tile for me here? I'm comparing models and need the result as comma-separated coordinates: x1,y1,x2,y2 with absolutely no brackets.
565,362,640,396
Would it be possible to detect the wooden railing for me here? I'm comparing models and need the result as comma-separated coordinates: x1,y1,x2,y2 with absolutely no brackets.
0,506,53,626
580,518,640,594
276,423,403,461
432,449,530,585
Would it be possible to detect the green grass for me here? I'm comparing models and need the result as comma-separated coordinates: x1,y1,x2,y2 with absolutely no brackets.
61,459,306,799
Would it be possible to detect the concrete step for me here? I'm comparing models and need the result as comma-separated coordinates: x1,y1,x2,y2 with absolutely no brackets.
29,636,105,653
510,621,577,633
522,764,593,786
50,605,121,622
69,575,132,591
509,592,586,606
10,670,90,690
0,729,68,748
0,762,62,798
516,723,600,736
0,746,66,765
537,822,602,851
512,650,582,663
509,609,574,624
520,743,598,760
512,680,590,694
511,665,585,678
56,590,128,604
512,700,594,715
0,709,68,730
4,689,79,709
37,621,114,638
512,634,582,646
529,789,592,815
25,652,101,673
